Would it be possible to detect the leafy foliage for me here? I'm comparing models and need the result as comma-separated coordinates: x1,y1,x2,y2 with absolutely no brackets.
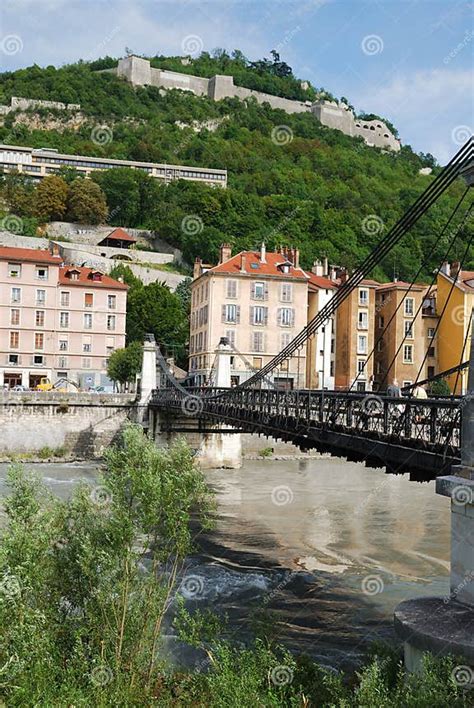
107,341,143,385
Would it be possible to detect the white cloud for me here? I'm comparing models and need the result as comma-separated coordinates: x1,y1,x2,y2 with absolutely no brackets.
355,68,473,162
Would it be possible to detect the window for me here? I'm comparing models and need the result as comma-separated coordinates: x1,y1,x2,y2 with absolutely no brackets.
35,266,48,281
82,358,91,369
359,288,369,306
36,289,46,305
427,366,435,379
226,279,237,299
357,334,368,354
33,355,44,365
107,315,116,331
251,331,265,352
225,329,236,347
58,356,68,368
358,311,368,330
222,304,240,323
376,339,383,352
10,309,20,326
427,327,435,338
11,287,21,303
281,332,291,349
252,282,267,300
378,316,384,328
35,310,45,327
8,263,21,278
9,331,19,349
357,359,366,375
404,297,414,316
35,333,44,350
84,293,93,308
60,312,69,328
253,357,263,369
84,313,93,329
404,320,414,339
83,343,92,353
280,283,293,302
278,308,294,327
403,344,413,363
403,380,412,388
107,294,116,310
428,346,435,357
59,338,68,351
251,306,268,325
60,291,70,307
8,354,19,365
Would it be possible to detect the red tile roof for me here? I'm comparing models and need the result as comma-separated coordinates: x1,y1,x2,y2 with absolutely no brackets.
59,266,128,290
305,271,338,290
438,269,474,293
209,251,307,279
0,246,63,265
376,281,426,291
98,227,137,244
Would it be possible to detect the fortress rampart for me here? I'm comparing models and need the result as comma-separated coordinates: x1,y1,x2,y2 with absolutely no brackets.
110,56,400,152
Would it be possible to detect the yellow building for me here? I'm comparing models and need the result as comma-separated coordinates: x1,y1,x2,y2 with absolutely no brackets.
436,262,474,394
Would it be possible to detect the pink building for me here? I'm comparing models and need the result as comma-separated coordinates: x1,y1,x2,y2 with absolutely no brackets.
0,246,127,389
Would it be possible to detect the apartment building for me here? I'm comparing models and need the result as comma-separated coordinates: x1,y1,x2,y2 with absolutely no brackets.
436,261,474,394
189,244,309,388
305,261,337,389
373,282,437,390
0,144,227,188
334,277,378,391
0,246,127,389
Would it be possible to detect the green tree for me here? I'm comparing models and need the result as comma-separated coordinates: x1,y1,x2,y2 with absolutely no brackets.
34,174,68,221
0,170,35,217
429,378,451,396
107,341,143,386
92,167,140,226
66,178,108,224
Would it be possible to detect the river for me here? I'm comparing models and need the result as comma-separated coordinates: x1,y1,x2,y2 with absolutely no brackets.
0,456,450,670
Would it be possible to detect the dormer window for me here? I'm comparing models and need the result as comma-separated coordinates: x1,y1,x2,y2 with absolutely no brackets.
65,268,80,281
90,270,103,282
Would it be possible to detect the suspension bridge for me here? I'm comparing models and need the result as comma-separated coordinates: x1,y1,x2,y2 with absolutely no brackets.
150,137,474,481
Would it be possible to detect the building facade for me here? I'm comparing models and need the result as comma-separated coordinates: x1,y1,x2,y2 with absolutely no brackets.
436,262,474,394
190,245,309,388
373,282,437,390
334,277,378,391
0,144,227,187
305,262,337,389
0,246,127,389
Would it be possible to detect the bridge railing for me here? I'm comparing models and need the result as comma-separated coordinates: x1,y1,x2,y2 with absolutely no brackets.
150,387,462,455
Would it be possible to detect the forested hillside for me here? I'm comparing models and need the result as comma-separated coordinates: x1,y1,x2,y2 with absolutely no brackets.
0,51,472,280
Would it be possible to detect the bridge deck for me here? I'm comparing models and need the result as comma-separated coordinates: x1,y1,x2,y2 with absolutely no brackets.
150,388,461,480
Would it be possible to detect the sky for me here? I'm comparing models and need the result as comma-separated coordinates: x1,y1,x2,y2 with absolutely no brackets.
0,0,473,163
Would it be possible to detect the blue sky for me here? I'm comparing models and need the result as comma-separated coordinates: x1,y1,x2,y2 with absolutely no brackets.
1,0,472,162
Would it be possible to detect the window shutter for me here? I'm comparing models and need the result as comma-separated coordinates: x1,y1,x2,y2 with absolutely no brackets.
277,308,282,325
249,305,253,324
264,283,269,300
251,283,255,299
263,307,268,325
236,305,240,324
291,309,295,327
222,304,226,322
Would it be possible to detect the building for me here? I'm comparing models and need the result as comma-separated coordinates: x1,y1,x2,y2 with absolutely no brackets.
0,246,127,389
0,143,227,188
334,276,378,391
373,281,436,390
97,227,137,250
190,244,309,388
436,262,474,394
305,260,337,389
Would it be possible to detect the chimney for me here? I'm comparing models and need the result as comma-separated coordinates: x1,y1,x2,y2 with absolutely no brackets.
293,248,300,269
450,261,461,280
193,257,202,279
260,242,266,263
219,243,232,264
323,257,328,276
240,253,246,272
339,269,349,284
440,261,450,276
329,266,338,281
312,260,324,277
50,241,60,256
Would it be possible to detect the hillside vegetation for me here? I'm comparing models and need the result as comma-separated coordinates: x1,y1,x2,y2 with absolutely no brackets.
0,51,472,280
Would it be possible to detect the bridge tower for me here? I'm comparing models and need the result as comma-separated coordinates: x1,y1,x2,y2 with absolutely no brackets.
394,165,474,672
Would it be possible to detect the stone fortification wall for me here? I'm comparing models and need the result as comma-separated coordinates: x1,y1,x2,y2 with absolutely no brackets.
0,96,81,115
113,56,400,151
0,392,136,458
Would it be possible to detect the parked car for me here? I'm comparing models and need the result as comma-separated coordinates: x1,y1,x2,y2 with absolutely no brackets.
12,384,29,391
